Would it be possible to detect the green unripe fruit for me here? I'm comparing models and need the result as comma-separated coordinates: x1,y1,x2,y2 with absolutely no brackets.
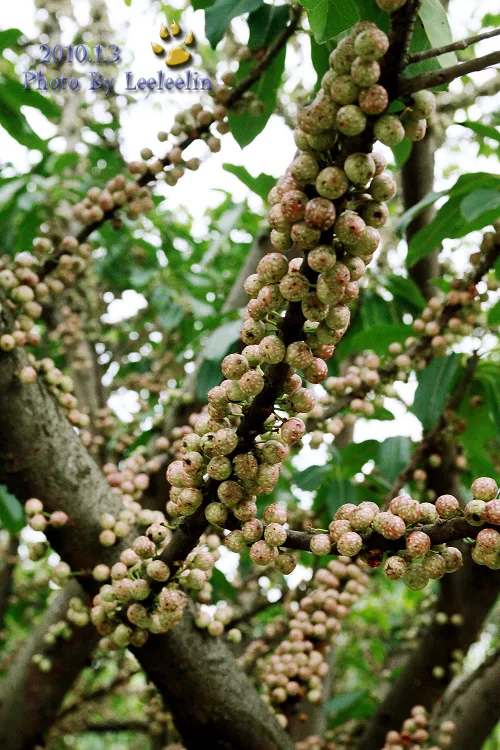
350,57,380,87
344,152,376,185
369,173,397,202
316,167,348,200
330,75,360,105
354,28,389,61
402,115,427,142
374,114,405,146
336,105,367,136
289,154,320,185
358,84,389,115
410,89,436,119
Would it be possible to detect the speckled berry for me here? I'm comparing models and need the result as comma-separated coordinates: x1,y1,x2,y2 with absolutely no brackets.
310,534,332,555
336,105,367,136
374,114,405,146
435,494,460,519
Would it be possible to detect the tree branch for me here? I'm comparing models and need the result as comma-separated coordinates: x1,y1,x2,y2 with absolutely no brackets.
0,534,17,633
0,304,293,750
400,51,500,95
408,27,500,63
436,647,500,750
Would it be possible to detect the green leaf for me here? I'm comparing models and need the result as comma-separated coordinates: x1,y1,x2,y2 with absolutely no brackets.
0,485,24,533
228,46,286,148
412,354,459,430
377,437,412,483
310,37,333,93
0,97,46,151
460,190,500,223
203,320,241,360
391,139,412,169
0,28,23,53
323,476,358,515
196,358,223,401
385,274,427,311
488,300,500,327
2,77,60,120
459,120,500,144
222,164,275,202
205,0,264,47
418,0,457,68
350,324,412,355
395,189,445,238
407,173,500,267
192,0,215,8
325,689,368,718
211,568,237,601
293,464,331,491
299,0,359,43
247,4,290,48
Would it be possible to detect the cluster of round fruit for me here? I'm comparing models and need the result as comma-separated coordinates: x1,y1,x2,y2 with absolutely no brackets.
72,174,154,224
195,601,241,641
307,477,499,588
136,69,269,189
98,454,169,548
24,497,68,534
383,707,455,750
296,737,335,750
260,557,368,727
0,240,94,354
92,528,185,649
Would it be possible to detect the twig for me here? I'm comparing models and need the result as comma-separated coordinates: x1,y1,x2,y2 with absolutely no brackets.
400,51,500,95
39,10,302,280
408,27,500,63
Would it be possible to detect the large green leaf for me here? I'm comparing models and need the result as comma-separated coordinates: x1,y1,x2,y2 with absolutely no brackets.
418,0,457,68
227,5,289,148
460,190,500,223
0,28,23,53
310,37,333,93
377,437,412,483
228,47,286,148
412,354,459,430
222,164,275,202
2,77,60,120
322,475,358,516
293,464,331,491
211,568,237,601
488,300,500,327
0,485,24,533
385,274,427,312
459,120,500,144
247,3,290,48
299,0,359,43
205,0,264,47
406,173,500,267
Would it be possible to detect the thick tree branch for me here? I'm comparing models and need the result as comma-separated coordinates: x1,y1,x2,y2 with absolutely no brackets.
437,647,500,750
408,27,500,63
0,307,293,750
400,51,500,95
0,534,17,633
0,581,100,750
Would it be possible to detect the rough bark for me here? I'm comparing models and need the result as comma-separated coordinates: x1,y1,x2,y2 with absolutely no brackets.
402,135,439,299
0,534,17,632
134,602,294,750
0,306,293,750
440,648,500,750
0,581,100,750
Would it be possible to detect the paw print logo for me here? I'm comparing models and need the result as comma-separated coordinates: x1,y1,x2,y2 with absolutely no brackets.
151,22,196,67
